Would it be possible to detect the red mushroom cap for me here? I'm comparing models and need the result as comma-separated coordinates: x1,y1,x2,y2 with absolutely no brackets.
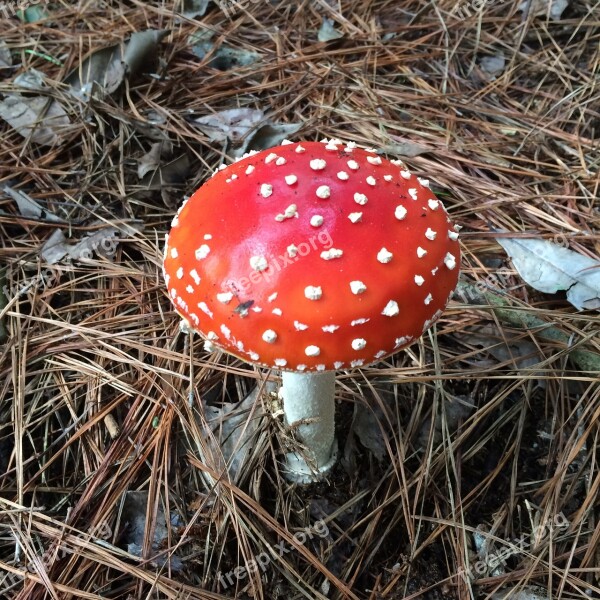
163,139,460,372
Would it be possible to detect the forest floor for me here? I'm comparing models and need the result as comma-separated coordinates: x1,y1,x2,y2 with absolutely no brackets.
0,1,599,599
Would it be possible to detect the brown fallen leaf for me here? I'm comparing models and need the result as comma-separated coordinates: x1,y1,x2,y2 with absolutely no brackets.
0,95,70,146
179,0,211,19
382,139,429,157
479,52,506,79
233,121,303,156
318,18,344,42
13,68,48,91
496,233,600,310
139,153,191,205
190,35,260,71
189,107,265,143
42,222,144,265
41,230,69,264
3,185,65,221
140,154,190,189
69,222,144,262
137,141,173,179
201,382,275,484
462,323,544,379
65,29,169,101
66,45,124,99
518,0,569,20
0,40,12,68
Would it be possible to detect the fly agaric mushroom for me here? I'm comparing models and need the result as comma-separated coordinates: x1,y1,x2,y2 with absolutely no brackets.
163,139,460,483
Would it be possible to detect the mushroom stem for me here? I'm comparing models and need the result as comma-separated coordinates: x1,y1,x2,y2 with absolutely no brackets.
280,371,338,483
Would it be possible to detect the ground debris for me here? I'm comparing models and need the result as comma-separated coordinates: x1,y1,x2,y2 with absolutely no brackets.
0,95,70,146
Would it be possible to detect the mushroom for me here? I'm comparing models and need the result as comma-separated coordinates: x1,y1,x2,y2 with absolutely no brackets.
163,139,460,483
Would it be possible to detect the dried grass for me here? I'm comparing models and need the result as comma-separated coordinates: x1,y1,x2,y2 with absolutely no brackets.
0,0,599,598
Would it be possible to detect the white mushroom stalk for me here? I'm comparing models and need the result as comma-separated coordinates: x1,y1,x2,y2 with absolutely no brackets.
279,371,337,483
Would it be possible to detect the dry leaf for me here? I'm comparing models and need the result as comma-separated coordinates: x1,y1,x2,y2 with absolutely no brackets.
13,68,48,91
202,383,275,483
342,382,399,468
462,324,543,372
480,52,506,78
518,0,569,20
141,154,190,189
3,185,65,222
122,110,170,143
0,95,70,146
383,139,429,157
41,229,69,264
42,223,143,265
496,235,600,310
123,29,169,79
491,586,550,600
121,491,184,571
180,0,211,18
0,40,12,68
189,107,264,143
351,403,388,461
65,29,168,101
235,121,303,156
66,228,120,262
65,44,124,99
191,37,260,70
137,141,172,178
417,396,475,451
318,18,344,42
